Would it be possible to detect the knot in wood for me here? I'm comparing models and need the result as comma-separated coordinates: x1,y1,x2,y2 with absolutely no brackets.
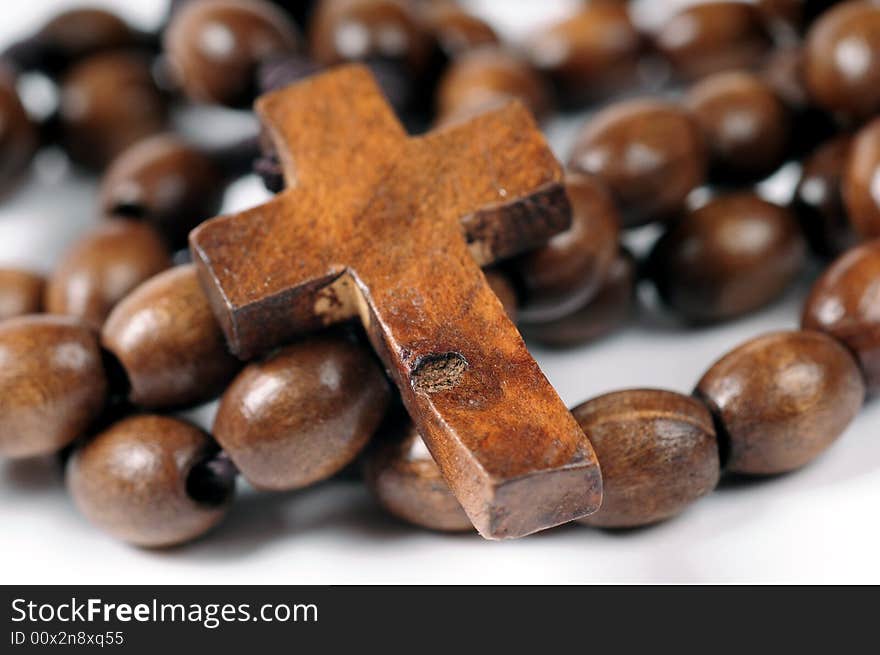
411,352,468,393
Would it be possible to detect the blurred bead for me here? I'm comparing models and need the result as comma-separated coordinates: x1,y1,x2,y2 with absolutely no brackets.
421,2,498,59
45,221,171,330
0,269,44,320
843,117,880,239
0,68,38,196
257,52,322,94
758,0,845,33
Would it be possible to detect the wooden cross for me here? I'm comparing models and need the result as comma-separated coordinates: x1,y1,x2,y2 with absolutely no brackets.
190,65,601,539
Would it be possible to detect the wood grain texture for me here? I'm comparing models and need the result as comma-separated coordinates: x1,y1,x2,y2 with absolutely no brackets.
191,64,601,539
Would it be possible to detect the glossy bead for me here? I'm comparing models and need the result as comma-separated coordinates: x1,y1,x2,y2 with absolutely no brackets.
0,69,38,196
516,173,620,322
648,193,806,323
484,269,518,323
655,2,773,80
100,134,225,248
521,248,635,348
213,333,391,491
685,71,790,182
364,418,472,532
802,239,880,391
567,100,706,228
0,316,106,459
67,415,234,547
696,330,864,475
164,0,301,107
59,52,168,170
523,4,643,104
102,265,241,408
0,269,44,320
793,134,857,258
572,389,719,528
436,46,551,124
843,118,880,239
804,1,880,120
421,2,498,59
45,220,171,330
36,8,135,63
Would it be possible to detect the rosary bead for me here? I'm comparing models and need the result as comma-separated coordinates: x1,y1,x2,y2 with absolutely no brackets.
102,264,241,408
572,389,719,528
364,418,472,532
804,1,880,121
35,8,136,69
213,333,391,491
695,330,865,475
793,134,857,258
67,415,234,547
520,248,635,348
654,1,773,81
0,69,38,196
843,117,880,239
59,52,168,170
45,220,172,330
648,193,806,323
515,173,620,323
522,4,643,105
99,134,226,248
0,315,106,459
421,2,498,59
567,100,706,228
435,46,552,125
802,239,880,391
0,269,44,320
164,0,301,107
685,71,790,183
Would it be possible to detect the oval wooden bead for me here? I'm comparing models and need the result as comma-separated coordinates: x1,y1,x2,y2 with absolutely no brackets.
695,330,865,475
364,418,473,532
685,71,790,182
100,134,225,248
0,69,38,196
59,52,168,170
67,415,234,547
0,269,44,320
648,193,806,323
422,2,499,59
804,1,880,121
164,0,301,107
0,315,106,459
655,1,773,81
843,118,880,240
572,389,720,528
45,220,172,330
802,239,880,391
793,134,857,258
213,333,391,491
516,173,620,322
35,8,135,65
567,100,706,228
102,264,241,408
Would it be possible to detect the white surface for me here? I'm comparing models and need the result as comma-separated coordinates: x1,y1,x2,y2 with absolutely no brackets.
2,0,880,585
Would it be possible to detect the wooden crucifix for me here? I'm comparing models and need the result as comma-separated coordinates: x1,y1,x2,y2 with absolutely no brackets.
190,65,601,539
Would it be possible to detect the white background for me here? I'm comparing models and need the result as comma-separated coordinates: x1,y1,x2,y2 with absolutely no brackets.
1,0,879,584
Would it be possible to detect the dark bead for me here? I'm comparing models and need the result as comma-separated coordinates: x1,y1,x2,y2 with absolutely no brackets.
0,68,38,196
422,2,499,59
843,117,880,239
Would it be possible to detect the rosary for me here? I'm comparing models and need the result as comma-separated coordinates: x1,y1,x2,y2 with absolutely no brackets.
0,0,877,546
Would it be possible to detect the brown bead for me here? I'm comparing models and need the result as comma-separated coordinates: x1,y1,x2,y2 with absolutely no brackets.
0,68,38,196
802,239,880,391
102,265,240,408
695,330,865,475
100,134,225,248
804,1,880,121
364,418,473,532
521,248,635,348
421,2,498,59
0,315,106,459
648,193,806,323
572,389,720,528
655,2,773,81
843,117,880,239
516,173,620,322
567,99,706,228
213,333,391,491
685,71,790,182
436,46,552,124
59,52,168,170
45,220,172,330
484,269,518,323
67,415,234,547
523,4,643,104
793,134,857,258
36,8,135,63
0,269,44,320
164,0,301,107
